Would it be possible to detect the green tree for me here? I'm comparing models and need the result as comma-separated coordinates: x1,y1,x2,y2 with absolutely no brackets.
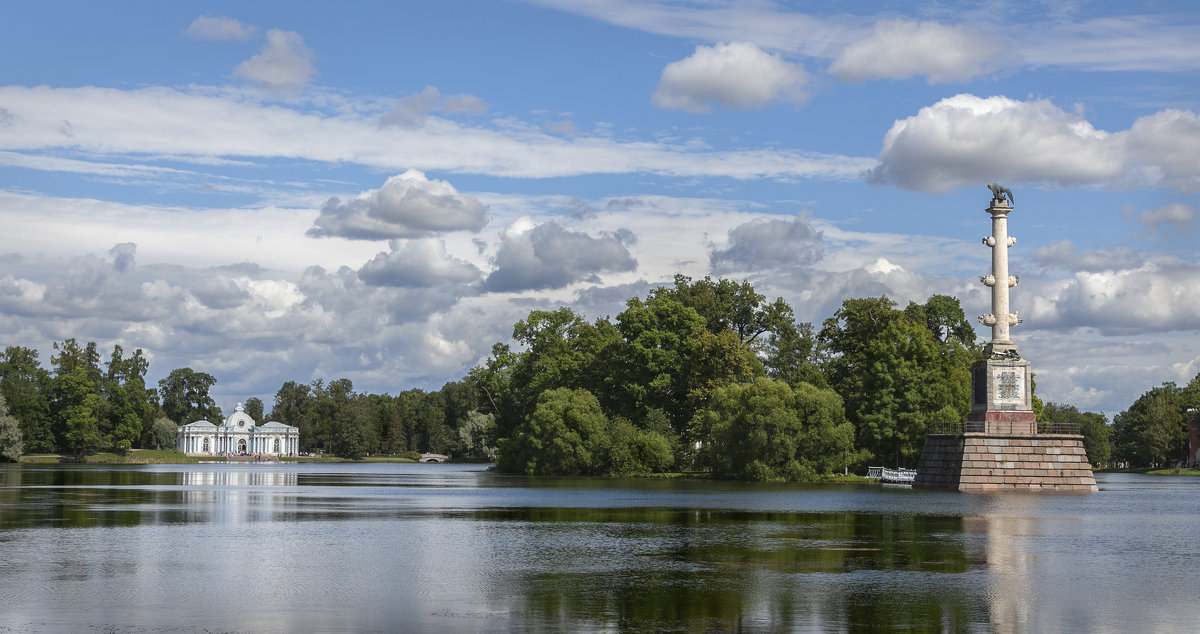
652,274,795,347
0,392,24,462
1043,402,1111,466
244,397,264,423
158,368,221,425
698,377,854,481
0,346,54,453
613,295,754,452
1113,383,1184,467
56,366,105,458
605,418,674,476
51,339,106,457
147,416,178,450
819,296,975,467
398,389,451,453
497,387,611,475
103,345,157,453
331,397,376,459
270,381,313,450
457,409,497,461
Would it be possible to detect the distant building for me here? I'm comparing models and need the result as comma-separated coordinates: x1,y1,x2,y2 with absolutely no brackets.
177,402,299,456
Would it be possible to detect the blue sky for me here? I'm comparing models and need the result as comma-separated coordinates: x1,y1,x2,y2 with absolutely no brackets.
1,0,1198,417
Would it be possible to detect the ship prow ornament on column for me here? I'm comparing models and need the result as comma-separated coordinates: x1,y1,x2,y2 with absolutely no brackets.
914,185,1097,492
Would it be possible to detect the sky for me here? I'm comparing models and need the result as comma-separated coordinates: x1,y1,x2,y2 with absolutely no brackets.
1,0,1198,418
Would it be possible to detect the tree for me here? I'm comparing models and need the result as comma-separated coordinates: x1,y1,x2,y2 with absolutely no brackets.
497,387,611,476
1113,383,1184,467
270,381,313,450
697,377,854,481
0,346,54,453
605,418,674,476
51,339,106,458
103,345,157,453
57,366,105,458
148,416,178,451
819,296,975,467
651,274,795,347
613,295,754,452
1044,402,1112,466
331,398,376,460
457,409,497,461
0,393,24,462
158,368,220,425
244,397,264,423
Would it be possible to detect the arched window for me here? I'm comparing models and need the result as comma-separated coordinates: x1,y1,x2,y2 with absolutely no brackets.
202,437,210,453
273,438,280,453
238,438,247,454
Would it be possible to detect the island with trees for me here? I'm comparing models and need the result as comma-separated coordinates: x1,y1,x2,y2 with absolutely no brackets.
0,275,1191,478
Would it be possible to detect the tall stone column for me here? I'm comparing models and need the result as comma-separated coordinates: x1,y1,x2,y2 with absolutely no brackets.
979,199,1019,355
969,187,1034,434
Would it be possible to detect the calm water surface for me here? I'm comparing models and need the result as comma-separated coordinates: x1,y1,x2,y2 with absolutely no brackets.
1,464,1198,633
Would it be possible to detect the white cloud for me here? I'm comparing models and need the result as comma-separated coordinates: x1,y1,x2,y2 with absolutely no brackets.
358,238,483,288
380,86,488,129
830,20,1003,83
653,42,808,112
485,220,638,292
1030,240,1145,273
710,214,825,274
234,29,316,92
109,243,137,273
1024,261,1200,335
539,1,1200,75
0,85,872,181
186,16,258,42
1136,203,1199,235
309,170,489,240
869,94,1200,192
1125,110,1200,190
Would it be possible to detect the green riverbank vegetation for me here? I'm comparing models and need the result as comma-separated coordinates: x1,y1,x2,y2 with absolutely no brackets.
0,275,1195,477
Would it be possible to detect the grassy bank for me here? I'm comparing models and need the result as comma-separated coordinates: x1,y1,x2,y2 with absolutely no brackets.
18,450,220,465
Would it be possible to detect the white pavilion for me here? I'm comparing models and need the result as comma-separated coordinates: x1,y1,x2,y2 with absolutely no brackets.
176,403,300,457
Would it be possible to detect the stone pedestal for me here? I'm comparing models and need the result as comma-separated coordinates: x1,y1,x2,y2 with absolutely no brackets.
968,357,1035,435
914,433,1097,492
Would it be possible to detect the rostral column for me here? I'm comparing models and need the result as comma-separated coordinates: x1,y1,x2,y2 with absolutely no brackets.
969,185,1035,434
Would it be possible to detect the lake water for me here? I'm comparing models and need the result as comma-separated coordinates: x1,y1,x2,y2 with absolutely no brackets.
1,464,1198,633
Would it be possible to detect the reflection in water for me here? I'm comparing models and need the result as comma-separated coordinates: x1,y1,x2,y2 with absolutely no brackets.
966,501,1039,632
1,465,1199,632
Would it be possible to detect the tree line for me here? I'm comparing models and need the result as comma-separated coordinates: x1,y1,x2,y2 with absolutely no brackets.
0,339,487,462
0,275,1190,475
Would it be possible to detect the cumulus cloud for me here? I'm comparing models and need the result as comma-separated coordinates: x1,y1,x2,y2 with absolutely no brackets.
309,170,488,240
868,94,1120,192
653,42,808,113
1030,240,1145,273
710,214,825,274
186,16,258,41
830,20,1003,83
234,29,316,92
1025,262,1200,335
1124,109,1200,190
485,220,638,292
358,238,483,288
189,277,250,310
380,86,488,129
109,243,136,273
1135,203,1199,236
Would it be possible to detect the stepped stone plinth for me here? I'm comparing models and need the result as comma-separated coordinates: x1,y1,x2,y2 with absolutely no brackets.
913,185,1097,493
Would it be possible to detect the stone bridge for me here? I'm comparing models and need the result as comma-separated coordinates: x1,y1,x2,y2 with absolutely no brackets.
418,453,450,463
